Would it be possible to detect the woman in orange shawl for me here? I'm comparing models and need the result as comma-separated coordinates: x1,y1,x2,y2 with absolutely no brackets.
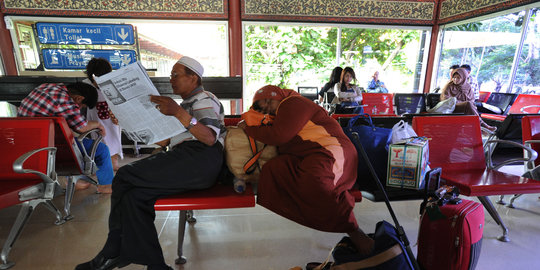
442,68,496,131
239,85,374,255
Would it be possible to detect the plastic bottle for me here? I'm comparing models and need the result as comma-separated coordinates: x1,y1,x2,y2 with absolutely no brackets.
371,105,378,115
233,177,246,193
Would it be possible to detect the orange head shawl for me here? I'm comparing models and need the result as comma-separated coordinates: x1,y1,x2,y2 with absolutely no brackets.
252,85,300,103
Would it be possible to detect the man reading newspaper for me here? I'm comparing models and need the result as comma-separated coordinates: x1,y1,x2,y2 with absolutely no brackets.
76,56,226,270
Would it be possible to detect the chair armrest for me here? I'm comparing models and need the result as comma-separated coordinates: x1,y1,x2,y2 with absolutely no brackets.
13,147,58,184
76,128,103,175
484,139,538,170
481,127,497,155
524,140,540,147
481,126,496,137
520,105,540,113
524,140,540,170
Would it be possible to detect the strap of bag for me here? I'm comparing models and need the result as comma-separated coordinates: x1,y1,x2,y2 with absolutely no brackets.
399,143,409,189
350,132,420,270
243,136,266,175
347,113,373,129
333,244,402,269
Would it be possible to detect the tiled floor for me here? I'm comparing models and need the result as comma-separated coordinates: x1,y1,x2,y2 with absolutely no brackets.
1,156,540,270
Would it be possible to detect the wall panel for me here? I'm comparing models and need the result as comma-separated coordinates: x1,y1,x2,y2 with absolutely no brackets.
439,0,538,24
242,0,437,25
0,0,228,19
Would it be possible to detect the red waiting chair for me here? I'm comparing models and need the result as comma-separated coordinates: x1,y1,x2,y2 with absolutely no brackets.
412,115,539,242
498,115,540,208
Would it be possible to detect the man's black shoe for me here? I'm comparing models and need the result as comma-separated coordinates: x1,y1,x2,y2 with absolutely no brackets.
74,254,128,270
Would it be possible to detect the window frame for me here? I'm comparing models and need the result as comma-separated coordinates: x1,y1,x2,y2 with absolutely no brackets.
432,2,540,94
5,15,230,77
242,20,431,107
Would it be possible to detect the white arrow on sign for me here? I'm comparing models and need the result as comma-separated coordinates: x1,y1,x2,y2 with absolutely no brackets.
118,28,129,40
121,54,131,66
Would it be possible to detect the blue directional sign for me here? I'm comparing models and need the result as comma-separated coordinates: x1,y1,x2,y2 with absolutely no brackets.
42,49,137,70
36,23,135,45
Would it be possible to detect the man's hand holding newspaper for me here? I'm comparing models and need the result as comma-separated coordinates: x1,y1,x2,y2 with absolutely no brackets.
94,61,186,145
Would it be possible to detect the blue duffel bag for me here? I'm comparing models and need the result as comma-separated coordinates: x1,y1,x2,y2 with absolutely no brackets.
343,114,392,191
331,220,415,270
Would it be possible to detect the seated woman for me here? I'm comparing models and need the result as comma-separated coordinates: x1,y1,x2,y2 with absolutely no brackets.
442,68,496,132
238,85,374,257
333,67,364,114
318,66,342,103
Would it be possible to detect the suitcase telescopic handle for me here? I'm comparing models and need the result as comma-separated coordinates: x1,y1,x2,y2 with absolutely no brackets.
351,132,421,270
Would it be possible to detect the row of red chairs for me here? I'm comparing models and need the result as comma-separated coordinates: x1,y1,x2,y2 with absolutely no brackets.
2,114,539,267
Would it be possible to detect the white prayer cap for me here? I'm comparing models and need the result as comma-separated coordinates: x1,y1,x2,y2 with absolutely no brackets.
176,56,204,78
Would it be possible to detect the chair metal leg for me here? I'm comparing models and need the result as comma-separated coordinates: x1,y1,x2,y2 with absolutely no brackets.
0,200,39,269
63,176,76,221
508,194,523,208
496,195,506,205
175,210,188,265
478,196,510,242
133,141,141,158
186,210,196,223
43,199,65,225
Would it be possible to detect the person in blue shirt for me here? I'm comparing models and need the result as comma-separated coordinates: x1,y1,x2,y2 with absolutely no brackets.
367,71,388,93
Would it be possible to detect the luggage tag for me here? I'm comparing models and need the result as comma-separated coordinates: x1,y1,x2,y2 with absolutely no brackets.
425,202,447,221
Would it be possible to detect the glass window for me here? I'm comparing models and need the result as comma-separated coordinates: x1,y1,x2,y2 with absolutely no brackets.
338,28,428,94
512,8,540,95
436,11,525,93
6,16,228,77
244,24,336,106
134,22,228,77
243,23,429,108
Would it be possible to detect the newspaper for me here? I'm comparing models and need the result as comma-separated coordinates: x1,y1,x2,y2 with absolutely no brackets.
94,61,185,145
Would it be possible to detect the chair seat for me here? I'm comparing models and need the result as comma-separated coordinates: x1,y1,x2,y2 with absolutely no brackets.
154,183,255,211
442,168,540,197
0,179,42,209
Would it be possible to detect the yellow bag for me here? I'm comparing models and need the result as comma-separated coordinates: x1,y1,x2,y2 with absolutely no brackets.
224,126,277,183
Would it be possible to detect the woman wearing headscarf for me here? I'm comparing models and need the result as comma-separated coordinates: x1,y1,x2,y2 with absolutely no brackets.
441,68,496,132
238,85,374,256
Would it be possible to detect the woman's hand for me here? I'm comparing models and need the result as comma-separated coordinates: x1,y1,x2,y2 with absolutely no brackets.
237,120,247,130
150,95,181,116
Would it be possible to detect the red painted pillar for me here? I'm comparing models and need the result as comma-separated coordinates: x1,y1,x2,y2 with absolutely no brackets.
228,0,242,77
423,1,442,94
228,0,243,114
422,24,440,93
0,13,18,75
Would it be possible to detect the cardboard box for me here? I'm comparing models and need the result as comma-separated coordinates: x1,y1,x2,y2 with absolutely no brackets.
387,137,429,189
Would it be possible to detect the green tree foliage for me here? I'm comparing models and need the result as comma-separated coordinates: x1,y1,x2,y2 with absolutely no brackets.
244,25,334,88
437,9,539,93
245,25,421,89
476,45,516,92
331,28,418,73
